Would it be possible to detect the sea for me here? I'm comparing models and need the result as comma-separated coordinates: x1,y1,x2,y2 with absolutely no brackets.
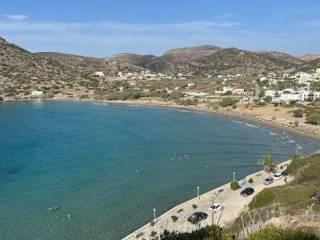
0,101,319,239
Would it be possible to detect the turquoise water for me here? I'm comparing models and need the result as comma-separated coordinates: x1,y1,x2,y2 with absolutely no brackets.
0,101,319,240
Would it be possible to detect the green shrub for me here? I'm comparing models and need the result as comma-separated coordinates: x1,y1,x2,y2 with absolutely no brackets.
171,215,178,222
230,180,240,190
160,225,230,240
175,98,198,106
245,224,318,240
287,154,305,175
219,98,239,107
292,108,304,118
306,112,320,125
248,178,254,184
192,204,198,209
150,231,157,237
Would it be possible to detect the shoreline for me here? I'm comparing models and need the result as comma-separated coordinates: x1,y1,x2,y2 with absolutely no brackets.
2,97,320,141
122,160,293,239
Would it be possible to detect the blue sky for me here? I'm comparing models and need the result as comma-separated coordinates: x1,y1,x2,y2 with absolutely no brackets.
1,0,320,57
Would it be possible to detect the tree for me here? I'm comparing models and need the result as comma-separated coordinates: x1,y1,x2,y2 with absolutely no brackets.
263,155,276,172
230,180,240,190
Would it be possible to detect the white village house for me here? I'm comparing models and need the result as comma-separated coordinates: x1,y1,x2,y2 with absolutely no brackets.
297,72,311,85
94,71,105,77
31,90,43,96
232,88,245,95
185,91,208,98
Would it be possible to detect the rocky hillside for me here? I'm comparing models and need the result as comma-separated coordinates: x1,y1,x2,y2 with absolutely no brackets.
0,37,106,99
259,51,305,65
161,45,222,63
0,36,316,100
297,54,320,62
298,58,320,72
106,46,304,76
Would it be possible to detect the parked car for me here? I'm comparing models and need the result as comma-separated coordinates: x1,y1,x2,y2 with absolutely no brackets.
187,212,208,224
281,169,288,176
240,187,255,197
263,177,274,185
273,172,282,181
208,203,222,213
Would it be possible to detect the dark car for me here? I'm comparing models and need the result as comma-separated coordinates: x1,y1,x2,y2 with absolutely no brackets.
187,212,208,224
281,169,288,176
240,187,255,197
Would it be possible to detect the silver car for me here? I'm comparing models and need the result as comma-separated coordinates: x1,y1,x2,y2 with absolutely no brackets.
263,176,274,185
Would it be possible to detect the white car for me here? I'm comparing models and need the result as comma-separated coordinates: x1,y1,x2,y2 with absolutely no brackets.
208,203,222,213
263,176,274,185
273,172,282,181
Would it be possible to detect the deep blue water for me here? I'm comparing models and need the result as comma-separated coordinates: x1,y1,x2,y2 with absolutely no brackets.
0,101,319,240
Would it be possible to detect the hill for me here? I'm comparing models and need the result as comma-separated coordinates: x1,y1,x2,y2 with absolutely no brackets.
0,36,315,101
259,51,305,65
184,48,301,76
35,52,105,68
161,45,222,63
298,58,320,72
0,38,103,99
104,47,302,77
297,54,320,62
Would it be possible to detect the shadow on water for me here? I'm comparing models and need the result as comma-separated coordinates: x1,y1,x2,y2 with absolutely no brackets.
1,166,21,176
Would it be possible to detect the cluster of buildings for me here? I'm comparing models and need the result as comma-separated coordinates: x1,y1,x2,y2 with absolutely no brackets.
260,68,320,104
259,69,320,86
116,71,173,81
93,69,194,82
264,89,320,104
217,74,243,82
215,86,245,95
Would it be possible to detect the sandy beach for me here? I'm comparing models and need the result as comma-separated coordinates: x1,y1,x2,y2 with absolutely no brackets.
122,161,292,240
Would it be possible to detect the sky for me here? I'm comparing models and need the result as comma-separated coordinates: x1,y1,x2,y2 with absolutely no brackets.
1,0,320,57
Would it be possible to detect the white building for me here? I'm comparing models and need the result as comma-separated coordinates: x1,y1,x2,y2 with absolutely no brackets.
272,90,310,104
222,86,233,93
297,72,310,84
232,88,245,95
187,83,195,88
313,91,320,100
31,90,43,96
185,91,208,98
94,71,105,77
264,90,277,97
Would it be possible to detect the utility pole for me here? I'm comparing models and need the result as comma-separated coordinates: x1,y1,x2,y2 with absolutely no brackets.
197,186,200,200
153,208,156,222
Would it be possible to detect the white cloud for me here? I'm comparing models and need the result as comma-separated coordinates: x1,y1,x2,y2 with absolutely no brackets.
2,14,29,21
0,19,240,34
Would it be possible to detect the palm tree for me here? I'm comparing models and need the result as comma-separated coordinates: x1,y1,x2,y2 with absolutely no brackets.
263,154,276,172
